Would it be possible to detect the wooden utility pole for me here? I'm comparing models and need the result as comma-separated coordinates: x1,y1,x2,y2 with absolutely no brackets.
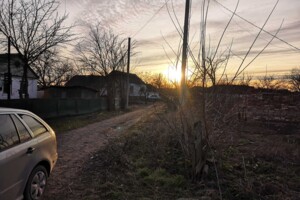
7,5,12,100
125,37,131,109
7,36,11,100
180,0,191,105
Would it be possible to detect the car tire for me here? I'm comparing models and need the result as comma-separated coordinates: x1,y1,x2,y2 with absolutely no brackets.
24,165,48,200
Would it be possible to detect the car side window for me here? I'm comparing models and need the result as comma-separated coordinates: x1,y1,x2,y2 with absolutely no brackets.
11,115,32,142
18,114,48,137
0,114,20,151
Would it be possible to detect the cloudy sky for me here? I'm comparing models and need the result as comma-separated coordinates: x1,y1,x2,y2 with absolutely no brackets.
59,0,300,78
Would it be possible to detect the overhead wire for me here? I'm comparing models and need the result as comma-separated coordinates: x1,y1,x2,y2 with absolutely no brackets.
132,0,299,75
213,0,300,51
131,0,171,38
130,0,172,70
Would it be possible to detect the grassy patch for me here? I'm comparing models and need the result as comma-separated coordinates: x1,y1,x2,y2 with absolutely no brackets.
142,168,186,188
75,104,299,200
45,110,125,133
76,105,199,199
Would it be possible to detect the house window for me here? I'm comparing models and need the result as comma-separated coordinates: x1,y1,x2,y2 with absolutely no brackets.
0,77,11,94
0,79,3,91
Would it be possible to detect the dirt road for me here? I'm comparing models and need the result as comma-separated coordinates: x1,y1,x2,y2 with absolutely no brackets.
44,105,156,199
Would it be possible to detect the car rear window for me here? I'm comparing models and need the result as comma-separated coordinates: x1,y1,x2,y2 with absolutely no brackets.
18,114,48,137
11,115,32,142
0,114,20,151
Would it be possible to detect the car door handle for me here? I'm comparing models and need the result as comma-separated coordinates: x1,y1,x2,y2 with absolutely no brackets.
26,147,36,154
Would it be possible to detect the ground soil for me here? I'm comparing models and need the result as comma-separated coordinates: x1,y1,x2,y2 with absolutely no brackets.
43,102,300,200
43,104,158,200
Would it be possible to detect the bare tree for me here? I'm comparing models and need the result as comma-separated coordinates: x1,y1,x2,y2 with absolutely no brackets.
287,67,300,92
237,73,253,86
76,24,136,110
31,49,75,88
152,73,167,89
256,74,281,90
138,72,173,89
137,72,153,84
206,56,230,86
76,23,128,76
0,0,73,98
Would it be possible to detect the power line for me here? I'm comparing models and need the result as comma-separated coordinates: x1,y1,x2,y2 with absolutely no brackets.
213,0,300,51
132,0,171,38
217,5,289,50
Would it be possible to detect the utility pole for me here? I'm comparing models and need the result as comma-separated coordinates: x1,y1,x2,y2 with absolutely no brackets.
180,0,191,105
7,36,11,100
7,2,13,100
125,37,131,109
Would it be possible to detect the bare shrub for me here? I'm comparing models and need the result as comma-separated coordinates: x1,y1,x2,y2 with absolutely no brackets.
286,67,300,92
162,88,243,180
162,0,282,187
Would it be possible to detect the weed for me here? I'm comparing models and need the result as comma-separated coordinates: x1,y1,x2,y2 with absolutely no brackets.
74,103,299,199
142,168,186,188
137,167,151,177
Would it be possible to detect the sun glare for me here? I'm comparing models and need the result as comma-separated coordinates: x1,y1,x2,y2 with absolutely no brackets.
164,66,181,83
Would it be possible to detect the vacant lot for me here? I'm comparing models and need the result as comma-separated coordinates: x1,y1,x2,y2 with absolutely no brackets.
44,102,299,200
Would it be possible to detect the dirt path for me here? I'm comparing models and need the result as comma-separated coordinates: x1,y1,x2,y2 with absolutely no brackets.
44,104,156,199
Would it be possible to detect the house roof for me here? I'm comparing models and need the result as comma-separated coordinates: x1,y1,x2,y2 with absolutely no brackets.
65,71,145,91
107,71,145,85
65,75,107,91
0,53,38,79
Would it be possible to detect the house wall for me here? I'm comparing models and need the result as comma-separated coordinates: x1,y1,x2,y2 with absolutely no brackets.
29,79,37,98
129,83,146,97
0,76,37,99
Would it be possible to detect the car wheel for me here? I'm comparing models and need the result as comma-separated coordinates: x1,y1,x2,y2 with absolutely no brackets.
24,165,48,200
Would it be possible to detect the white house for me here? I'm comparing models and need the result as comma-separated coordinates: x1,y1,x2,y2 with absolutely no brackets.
0,54,38,99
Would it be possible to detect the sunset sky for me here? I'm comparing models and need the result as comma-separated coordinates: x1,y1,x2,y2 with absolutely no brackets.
59,0,300,79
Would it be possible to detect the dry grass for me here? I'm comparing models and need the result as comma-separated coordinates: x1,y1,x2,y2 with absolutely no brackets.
49,102,300,199
45,110,127,133
213,121,300,200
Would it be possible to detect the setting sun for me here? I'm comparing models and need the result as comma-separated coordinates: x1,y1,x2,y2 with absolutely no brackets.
164,66,182,83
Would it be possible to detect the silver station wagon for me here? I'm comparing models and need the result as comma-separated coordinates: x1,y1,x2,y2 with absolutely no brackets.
0,108,57,200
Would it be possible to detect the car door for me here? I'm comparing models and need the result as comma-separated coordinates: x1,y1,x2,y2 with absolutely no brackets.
0,114,36,200
17,113,55,165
